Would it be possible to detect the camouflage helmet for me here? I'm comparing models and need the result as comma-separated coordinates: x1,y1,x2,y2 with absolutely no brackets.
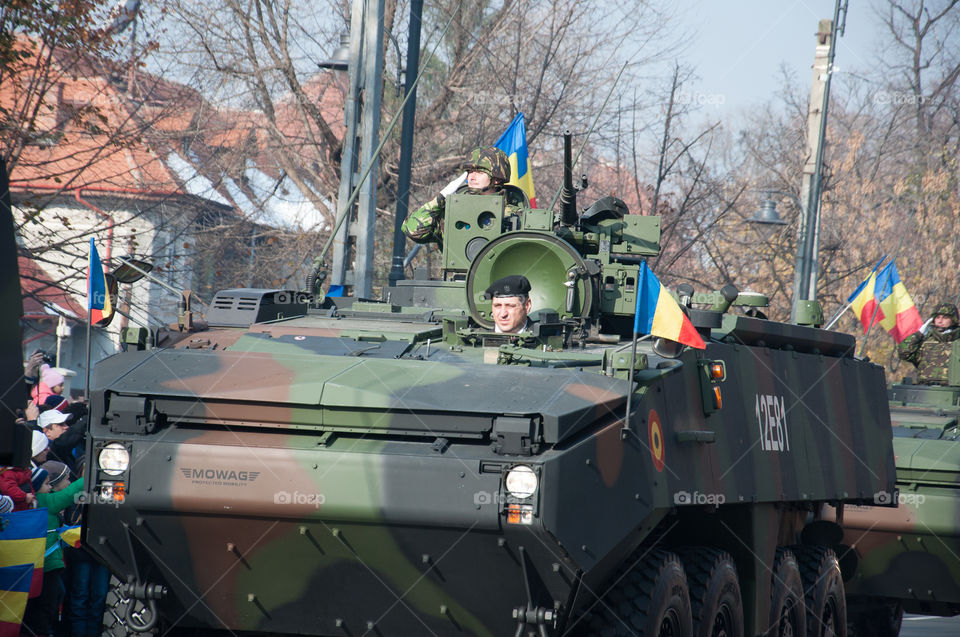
463,147,510,184
931,301,959,324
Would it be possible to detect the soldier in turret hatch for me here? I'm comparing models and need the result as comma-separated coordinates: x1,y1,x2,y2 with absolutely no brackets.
401,146,521,249
898,301,960,384
485,275,533,334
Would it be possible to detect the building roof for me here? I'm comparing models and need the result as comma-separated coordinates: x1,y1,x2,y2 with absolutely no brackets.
18,256,86,321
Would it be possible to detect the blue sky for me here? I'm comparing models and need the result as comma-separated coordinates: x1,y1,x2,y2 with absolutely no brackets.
677,0,881,114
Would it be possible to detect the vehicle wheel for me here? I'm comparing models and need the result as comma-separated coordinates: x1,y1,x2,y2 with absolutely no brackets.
572,548,693,636
848,599,902,637
769,548,806,637
102,576,159,637
793,546,846,637
679,547,744,637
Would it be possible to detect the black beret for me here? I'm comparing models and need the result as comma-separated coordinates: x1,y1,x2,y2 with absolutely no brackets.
484,275,531,299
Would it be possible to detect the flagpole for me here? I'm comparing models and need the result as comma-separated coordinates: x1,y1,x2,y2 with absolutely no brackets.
823,300,852,330
84,310,92,401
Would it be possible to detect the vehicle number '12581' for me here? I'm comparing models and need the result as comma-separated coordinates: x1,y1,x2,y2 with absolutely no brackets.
755,394,790,452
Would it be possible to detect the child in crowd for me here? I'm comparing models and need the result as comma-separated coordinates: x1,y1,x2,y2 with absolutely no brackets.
20,461,84,637
0,431,50,511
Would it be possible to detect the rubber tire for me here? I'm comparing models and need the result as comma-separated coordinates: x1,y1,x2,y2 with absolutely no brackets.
102,576,159,637
769,548,807,637
679,548,744,637
573,548,694,636
848,599,902,637
793,546,846,637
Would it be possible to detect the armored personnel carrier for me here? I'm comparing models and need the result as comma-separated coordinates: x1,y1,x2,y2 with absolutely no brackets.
835,355,960,636
83,138,896,637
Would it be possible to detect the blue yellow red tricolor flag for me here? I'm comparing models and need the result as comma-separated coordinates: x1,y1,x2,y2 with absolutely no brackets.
87,237,112,325
847,258,923,343
0,563,32,637
494,112,536,208
0,508,46,598
847,256,886,329
634,261,705,349
874,261,923,342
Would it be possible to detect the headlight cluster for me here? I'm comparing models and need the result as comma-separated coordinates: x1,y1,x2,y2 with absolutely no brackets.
505,465,538,498
98,442,130,476
504,465,538,526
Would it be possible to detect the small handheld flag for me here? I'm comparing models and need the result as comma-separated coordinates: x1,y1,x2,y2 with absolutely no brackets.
634,262,705,349
0,563,32,636
494,112,537,208
0,509,47,598
87,238,113,325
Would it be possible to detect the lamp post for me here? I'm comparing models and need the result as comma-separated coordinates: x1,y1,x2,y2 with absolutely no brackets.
749,3,845,324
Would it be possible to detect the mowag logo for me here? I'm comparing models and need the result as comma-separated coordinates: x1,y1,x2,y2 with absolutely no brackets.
180,467,261,486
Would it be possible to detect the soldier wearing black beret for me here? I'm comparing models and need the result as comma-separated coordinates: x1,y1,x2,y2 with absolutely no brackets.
484,275,532,333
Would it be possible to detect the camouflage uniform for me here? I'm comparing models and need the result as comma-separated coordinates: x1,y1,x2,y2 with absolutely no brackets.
898,301,960,384
402,147,521,247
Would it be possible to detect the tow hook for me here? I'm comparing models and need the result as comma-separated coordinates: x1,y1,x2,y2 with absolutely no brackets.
120,580,166,632
511,605,556,637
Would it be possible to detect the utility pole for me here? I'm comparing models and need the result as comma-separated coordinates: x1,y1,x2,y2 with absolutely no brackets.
330,0,385,298
791,2,845,322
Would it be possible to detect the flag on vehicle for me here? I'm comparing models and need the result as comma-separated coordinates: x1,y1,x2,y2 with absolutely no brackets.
634,261,705,349
847,256,886,331
87,237,112,325
494,112,537,208
0,563,32,637
874,261,923,343
0,508,47,597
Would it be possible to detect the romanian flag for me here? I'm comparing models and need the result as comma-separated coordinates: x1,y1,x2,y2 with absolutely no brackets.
0,509,46,598
0,563,32,637
874,261,923,343
635,261,705,349
87,237,112,325
847,257,885,331
494,112,537,208
58,526,81,549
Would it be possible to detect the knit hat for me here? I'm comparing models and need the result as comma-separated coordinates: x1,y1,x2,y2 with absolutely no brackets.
30,465,48,491
0,495,13,513
43,394,69,412
31,430,49,457
41,461,69,487
41,365,65,388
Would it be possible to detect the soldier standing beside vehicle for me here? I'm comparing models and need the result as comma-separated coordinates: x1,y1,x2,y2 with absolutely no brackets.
402,146,520,249
898,301,960,384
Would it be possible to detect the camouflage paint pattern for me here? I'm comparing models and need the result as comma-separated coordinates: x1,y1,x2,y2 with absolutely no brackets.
837,381,960,618
83,310,896,636
82,188,897,636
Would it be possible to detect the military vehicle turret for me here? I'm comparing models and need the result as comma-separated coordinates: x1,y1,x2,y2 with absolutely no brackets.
832,343,960,637
84,136,896,637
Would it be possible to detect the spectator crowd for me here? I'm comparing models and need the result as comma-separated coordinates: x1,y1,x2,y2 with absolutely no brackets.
2,351,109,637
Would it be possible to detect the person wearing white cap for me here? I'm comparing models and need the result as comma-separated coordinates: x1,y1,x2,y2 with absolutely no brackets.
38,409,72,441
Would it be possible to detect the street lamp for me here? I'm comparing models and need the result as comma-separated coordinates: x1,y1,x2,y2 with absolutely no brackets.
318,33,350,71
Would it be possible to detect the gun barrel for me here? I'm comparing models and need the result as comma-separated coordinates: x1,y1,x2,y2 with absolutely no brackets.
560,131,577,226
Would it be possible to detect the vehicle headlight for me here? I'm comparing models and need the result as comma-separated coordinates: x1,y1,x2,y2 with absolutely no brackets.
98,443,130,476
505,465,538,499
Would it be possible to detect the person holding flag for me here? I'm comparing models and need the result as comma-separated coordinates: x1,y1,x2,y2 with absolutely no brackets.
898,301,960,384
